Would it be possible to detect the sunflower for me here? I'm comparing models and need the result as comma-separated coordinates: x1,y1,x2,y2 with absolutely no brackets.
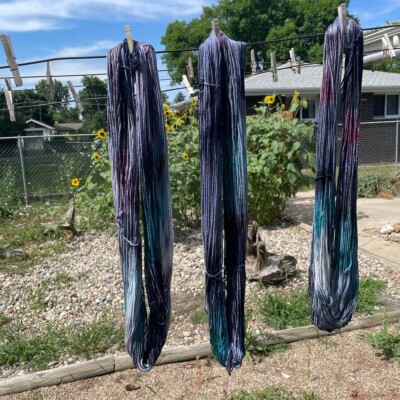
294,90,300,98
176,117,182,126
263,95,275,105
93,152,100,161
192,119,198,127
281,103,285,110
97,129,107,139
183,152,189,161
191,97,197,106
71,178,80,187
162,103,169,111
165,124,171,134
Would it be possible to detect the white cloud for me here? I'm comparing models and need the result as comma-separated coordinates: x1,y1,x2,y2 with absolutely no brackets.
0,0,214,31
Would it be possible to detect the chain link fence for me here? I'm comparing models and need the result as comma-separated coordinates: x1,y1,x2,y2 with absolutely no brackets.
0,134,96,206
0,121,399,205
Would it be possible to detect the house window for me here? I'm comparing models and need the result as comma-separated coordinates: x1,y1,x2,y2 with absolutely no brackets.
300,98,317,120
373,94,400,118
387,95,399,116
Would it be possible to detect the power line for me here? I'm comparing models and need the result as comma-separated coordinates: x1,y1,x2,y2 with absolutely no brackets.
1,23,398,71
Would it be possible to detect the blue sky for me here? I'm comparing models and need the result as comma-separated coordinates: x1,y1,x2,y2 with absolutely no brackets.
1,0,399,99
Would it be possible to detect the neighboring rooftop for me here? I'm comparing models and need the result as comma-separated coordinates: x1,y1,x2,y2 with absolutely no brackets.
245,62,400,95
54,122,83,131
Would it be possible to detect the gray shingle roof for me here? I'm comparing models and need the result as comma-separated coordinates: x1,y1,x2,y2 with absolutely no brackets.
245,63,400,95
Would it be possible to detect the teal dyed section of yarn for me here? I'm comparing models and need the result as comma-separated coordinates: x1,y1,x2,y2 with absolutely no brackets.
107,40,173,371
198,31,248,373
309,18,363,332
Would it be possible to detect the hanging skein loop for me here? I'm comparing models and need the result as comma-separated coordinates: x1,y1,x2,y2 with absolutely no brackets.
309,17,363,332
107,40,173,371
199,30,248,374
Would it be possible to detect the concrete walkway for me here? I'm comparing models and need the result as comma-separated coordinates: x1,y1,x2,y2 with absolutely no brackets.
286,191,400,267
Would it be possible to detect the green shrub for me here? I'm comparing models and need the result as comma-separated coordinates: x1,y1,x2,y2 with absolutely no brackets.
247,93,316,225
0,165,20,217
357,277,387,313
75,129,115,229
366,324,400,361
358,173,393,197
165,101,201,226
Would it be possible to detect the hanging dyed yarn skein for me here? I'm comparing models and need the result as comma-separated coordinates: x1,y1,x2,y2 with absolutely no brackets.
107,40,173,371
309,17,363,332
198,30,248,374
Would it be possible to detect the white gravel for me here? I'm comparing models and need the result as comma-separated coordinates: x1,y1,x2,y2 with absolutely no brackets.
1,222,400,378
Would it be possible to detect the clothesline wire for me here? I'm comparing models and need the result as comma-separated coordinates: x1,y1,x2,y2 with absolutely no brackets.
0,23,397,72
0,84,192,112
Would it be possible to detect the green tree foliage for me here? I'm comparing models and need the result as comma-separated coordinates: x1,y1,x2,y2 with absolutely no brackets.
173,91,186,103
161,0,356,83
79,76,107,132
266,0,357,62
35,79,70,106
161,92,169,104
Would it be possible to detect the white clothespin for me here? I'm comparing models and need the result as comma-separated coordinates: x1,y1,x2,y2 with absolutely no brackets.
67,81,84,113
187,57,194,83
182,75,194,96
382,34,396,58
0,34,23,87
338,3,348,49
212,18,221,40
124,25,134,54
270,52,278,82
251,49,257,74
289,48,299,73
3,79,15,122
46,61,53,87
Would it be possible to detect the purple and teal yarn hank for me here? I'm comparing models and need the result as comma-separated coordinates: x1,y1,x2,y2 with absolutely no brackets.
198,31,248,374
309,17,363,332
107,40,173,371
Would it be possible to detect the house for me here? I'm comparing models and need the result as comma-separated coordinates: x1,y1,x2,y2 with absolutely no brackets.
244,62,400,122
245,63,400,165
23,119,56,149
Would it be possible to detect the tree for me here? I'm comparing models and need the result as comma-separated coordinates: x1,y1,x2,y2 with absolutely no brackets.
35,79,70,106
79,76,107,132
161,0,357,83
161,92,169,104
173,91,186,104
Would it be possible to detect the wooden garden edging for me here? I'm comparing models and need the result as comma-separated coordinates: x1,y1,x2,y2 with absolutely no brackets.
1,309,400,396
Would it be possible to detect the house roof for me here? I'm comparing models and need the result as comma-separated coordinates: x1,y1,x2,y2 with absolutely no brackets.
54,122,83,131
25,119,55,130
245,63,400,96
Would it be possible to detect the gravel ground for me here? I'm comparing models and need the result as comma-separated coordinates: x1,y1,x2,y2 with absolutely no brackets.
1,222,400,399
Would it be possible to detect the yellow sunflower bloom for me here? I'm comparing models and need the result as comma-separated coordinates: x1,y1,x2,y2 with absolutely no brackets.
263,95,275,105
192,119,198,126
97,129,107,139
183,152,189,161
176,117,182,126
165,124,171,134
93,152,100,161
294,90,300,98
162,103,169,111
71,178,80,187
191,97,197,106
281,104,285,110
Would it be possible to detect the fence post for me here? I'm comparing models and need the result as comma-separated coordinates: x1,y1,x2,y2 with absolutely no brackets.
17,135,29,207
396,120,399,175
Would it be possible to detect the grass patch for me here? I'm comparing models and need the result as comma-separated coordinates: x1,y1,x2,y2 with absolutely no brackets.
366,323,400,362
0,200,71,276
0,316,124,371
229,386,320,400
191,308,208,324
259,277,386,329
259,290,311,330
0,312,11,328
357,277,387,313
